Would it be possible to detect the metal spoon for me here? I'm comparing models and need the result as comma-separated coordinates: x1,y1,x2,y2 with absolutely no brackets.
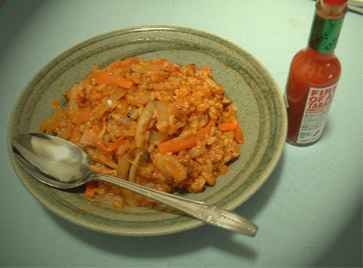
11,133,258,237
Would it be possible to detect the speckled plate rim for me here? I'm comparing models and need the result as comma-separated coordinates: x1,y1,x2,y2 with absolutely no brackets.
8,25,287,236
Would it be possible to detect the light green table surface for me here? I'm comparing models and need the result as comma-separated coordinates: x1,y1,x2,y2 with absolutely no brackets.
0,0,361,267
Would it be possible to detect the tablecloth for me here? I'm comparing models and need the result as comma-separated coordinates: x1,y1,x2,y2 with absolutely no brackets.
0,0,361,267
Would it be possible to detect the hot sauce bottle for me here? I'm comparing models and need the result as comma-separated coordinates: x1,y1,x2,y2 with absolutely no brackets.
285,0,348,146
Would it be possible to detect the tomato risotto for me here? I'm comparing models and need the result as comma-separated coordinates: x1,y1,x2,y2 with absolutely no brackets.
40,57,244,208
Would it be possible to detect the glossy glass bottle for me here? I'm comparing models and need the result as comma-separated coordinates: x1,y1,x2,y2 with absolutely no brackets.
285,0,348,146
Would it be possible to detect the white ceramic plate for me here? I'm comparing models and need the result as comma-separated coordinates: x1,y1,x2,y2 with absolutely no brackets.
8,25,287,236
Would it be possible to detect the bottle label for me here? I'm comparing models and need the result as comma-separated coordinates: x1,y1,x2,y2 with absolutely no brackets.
308,13,344,53
297,83,338,144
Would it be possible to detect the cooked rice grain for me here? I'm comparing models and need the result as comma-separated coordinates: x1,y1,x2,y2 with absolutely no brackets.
40,57,244,208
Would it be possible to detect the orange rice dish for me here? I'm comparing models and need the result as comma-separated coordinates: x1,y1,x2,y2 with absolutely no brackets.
40,57,244,208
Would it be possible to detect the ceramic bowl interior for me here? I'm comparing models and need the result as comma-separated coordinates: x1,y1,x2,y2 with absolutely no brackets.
8,25,287,236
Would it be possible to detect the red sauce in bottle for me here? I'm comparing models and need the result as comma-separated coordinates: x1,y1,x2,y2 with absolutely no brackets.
285,0,348,146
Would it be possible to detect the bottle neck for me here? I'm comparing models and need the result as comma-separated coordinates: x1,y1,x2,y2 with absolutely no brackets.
306,46,336,60
307,0,347,54
316,0,348,20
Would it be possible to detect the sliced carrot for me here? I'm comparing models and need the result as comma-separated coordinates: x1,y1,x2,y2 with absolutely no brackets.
92,64,99,73
93,137,112,152
108,135,125,151
51,99,63,113
107,59,122,69
234,122,245,144
71,106,92,124
158,120,215,154
217,123,237,131
39,117,52,132
45,109,63,134
95,73,133,88
195,119,215,141
217,116,245,144
93,135,125,153
62,89,71,98
85,181,96,199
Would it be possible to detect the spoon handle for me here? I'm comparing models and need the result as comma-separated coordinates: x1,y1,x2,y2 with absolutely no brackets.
91,173,258,237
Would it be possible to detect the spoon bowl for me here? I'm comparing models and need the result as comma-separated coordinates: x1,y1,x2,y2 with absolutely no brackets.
12,133,93,189
12,133,258,237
